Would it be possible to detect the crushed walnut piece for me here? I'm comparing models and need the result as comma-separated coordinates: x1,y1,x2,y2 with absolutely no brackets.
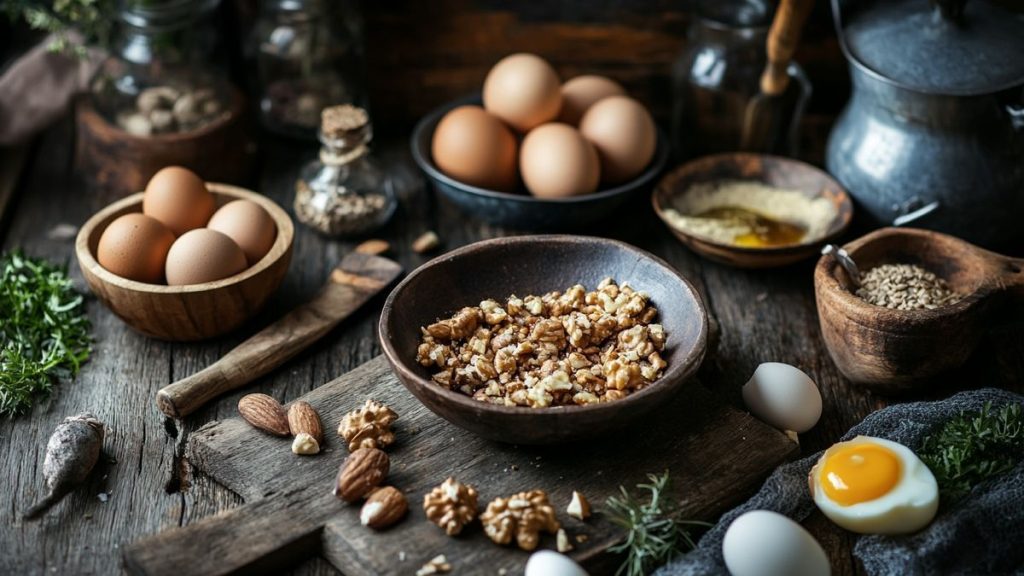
423,477,479,536
416,554,452,576
480,490,561,551
338,399,398,451
415,279,668,408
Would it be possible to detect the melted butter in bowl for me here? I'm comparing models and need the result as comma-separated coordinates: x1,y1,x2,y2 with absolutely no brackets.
662,180,837,249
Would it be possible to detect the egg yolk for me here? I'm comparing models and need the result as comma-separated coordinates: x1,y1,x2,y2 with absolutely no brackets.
821,443,901,506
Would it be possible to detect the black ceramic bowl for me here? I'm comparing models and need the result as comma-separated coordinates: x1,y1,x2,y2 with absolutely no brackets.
410,95,670,230
378,235,709,444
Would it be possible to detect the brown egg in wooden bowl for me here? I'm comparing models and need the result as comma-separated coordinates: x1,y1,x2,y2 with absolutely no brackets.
75,182,294,341
653,153,853,268
378,235,708,444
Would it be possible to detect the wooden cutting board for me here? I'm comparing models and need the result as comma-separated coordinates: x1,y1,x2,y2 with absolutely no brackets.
124,356,797,576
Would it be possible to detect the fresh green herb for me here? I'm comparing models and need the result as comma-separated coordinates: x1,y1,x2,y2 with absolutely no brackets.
1,0,115,55
920,402,1024,501
0,252,91,416
604,471,711,576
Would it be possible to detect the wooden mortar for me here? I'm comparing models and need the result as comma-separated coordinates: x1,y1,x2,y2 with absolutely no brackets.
814,227,1024,393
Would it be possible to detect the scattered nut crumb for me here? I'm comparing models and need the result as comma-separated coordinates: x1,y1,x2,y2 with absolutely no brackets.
291,432,320,455
556,528,573,553
566,490,591,520
416,554,452,576
398,551,407,562
412,231,441,253
575,533,589,543
97,493,109,503
355,239,390,255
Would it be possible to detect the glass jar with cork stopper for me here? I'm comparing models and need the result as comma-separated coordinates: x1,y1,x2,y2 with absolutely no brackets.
294,105,396,237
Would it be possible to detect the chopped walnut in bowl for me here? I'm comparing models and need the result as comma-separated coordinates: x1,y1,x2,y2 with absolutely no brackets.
378,235,708,444
416,279,668,408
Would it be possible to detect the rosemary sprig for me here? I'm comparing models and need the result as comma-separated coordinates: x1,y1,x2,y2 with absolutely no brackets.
920,402,1024,501
604,471,711,576
0,252,91,416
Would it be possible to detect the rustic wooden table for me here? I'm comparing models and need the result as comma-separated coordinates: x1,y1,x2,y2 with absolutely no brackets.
2,118,1022,576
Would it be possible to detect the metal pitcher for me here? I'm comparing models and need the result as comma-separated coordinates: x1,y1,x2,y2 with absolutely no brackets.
826,0,1024,248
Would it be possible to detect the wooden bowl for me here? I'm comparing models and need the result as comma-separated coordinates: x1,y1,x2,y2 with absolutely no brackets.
76,183,294,341
815,227,1022,394
378,235,709,444
74,89,253,196
410,95,670,230
652,153,853,268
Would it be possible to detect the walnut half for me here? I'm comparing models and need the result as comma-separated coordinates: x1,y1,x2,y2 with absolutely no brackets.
480,490,561,551
338,399,398,451
423,477,479,536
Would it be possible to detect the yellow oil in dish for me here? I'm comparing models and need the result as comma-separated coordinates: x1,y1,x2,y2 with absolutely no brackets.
696,206,807,248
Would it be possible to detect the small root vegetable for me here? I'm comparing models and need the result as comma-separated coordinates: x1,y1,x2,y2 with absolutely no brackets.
23,413,105,520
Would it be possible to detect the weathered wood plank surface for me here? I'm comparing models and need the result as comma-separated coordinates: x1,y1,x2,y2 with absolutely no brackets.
1,115,1022,576
125,356,796,575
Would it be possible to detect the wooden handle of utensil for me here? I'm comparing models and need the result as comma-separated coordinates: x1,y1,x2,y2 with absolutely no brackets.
761,0,815,96
156,253,402,418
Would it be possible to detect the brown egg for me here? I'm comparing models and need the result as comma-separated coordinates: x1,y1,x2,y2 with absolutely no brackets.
143,166,216,236
97,213,176,284
207,200,277,265
431,105,519,191
483,53,562,133
579,96,657,185
557,75,626,125
519,123,600,198
165,229,248,286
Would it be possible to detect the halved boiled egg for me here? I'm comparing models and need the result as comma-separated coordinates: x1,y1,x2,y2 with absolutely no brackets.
809,435,938,534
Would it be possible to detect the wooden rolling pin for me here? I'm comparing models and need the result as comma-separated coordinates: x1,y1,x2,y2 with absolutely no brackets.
156,252,402,418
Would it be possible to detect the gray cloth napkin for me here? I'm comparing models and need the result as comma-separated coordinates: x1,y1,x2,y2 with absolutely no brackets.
0,34,102,146
655,388,1024,576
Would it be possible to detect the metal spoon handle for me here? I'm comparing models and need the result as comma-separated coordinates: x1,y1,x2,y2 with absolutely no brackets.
822,244,861,288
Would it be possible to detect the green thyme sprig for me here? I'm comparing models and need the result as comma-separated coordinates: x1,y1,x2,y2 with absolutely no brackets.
1,0,115,55
920,402,1024,501
604,471,711,576
0,252,91,416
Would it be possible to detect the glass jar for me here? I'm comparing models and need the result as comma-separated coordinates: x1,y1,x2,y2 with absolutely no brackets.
89,0,235,136
294,105,395,237
250,0,366,139
671,0,772,158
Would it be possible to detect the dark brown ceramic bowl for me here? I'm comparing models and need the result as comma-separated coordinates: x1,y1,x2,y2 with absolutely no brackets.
378,235,709,445
653,153,853,268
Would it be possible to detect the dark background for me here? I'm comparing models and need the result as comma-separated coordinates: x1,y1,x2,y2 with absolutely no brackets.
1,0,850,138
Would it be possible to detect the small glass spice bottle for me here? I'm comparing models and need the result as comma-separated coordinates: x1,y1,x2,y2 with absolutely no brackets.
294,105,396,237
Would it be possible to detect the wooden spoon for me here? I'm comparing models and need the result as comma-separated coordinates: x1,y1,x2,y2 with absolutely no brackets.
815,227,1024,393
156,252,402,418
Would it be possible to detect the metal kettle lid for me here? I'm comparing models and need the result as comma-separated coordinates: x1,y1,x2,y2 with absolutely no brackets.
836,0,1024,95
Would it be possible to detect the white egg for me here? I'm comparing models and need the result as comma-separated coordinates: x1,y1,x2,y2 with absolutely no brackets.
742,362,822,432
722,510,830,576
810,435,938,535
525,550,589,576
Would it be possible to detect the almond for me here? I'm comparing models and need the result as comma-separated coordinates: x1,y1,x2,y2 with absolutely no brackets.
287,401,323,443
566,490,591,520
238,394,290,436
334,447,389,502
360,486,408,529
355,239,390,256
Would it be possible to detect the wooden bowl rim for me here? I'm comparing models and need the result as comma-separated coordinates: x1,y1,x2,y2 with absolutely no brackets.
75,182,294,294
410,94,670,205
378,234,709,416
814,227,984,328
76,86,244,143
652,152,854,257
